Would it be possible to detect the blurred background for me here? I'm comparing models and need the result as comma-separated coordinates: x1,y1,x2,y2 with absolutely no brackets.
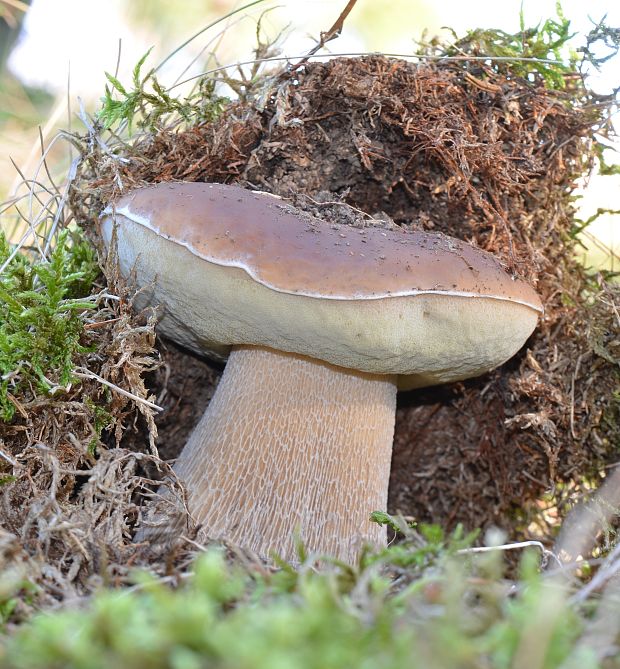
1,0,618,270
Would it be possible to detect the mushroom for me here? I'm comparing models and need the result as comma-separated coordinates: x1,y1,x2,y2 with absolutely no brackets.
100,181,543,563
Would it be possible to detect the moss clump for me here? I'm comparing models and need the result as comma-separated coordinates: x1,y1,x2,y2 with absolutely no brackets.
0,231,98,421
98,47,229,133
1,542,613,669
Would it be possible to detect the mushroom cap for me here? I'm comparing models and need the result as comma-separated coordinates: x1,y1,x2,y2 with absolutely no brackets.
101,181,543,389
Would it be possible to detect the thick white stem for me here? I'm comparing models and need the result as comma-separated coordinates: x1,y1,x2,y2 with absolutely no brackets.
174,346,397,563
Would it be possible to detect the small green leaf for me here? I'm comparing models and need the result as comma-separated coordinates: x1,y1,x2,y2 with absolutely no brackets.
103,72,129,96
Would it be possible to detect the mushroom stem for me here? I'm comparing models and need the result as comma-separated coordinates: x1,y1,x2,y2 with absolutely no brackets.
174,345,397,563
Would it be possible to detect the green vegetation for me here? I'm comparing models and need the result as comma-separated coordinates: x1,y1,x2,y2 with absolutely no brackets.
441,3,578,88
0,230,98,420
95,1,273,133
0,535,614,669
426,2,619,93
98,47,229,133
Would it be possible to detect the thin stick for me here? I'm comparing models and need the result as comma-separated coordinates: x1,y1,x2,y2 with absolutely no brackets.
0,448,18,468
457,540,562,567
570,541,620,604
0,215,47,275
114,38,122,79
9,158,49,260
172,13,249,88
569,353,583,440
38,127,60,196
285,0,359,76
73,367,163,412
43,156,80,256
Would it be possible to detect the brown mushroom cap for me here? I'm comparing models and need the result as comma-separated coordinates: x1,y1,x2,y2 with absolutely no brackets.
101,181,542,389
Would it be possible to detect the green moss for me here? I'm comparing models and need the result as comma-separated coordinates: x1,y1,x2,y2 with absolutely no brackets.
0,230,98,421
418,2,578,88
98,47,229,133
1,544,613,669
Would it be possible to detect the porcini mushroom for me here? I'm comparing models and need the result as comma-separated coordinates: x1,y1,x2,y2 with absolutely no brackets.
101,182,543,563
